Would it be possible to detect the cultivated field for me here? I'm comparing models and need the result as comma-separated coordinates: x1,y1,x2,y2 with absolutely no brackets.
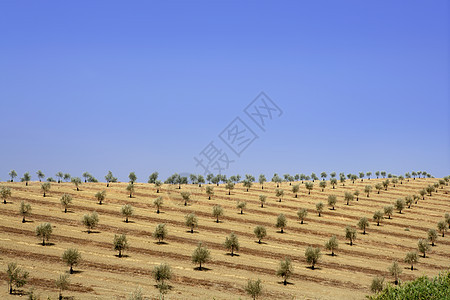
0,177,449,299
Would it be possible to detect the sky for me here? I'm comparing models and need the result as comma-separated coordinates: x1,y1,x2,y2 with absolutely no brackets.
0,0,449,182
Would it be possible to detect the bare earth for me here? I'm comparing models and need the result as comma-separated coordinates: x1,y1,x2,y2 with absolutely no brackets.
0,177,449,299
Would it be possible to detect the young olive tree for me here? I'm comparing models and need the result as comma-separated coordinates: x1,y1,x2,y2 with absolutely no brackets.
126,183,135,198
1,186,12,204
185,213,198,233
245,279,262,300
224,232,239,256
319,181,327,192
345,226,357,246
82,212,99,233
365,185,372,197
212,205,223,223
205,186,214,200
19,201,31,223
41,182,51,197
388,261,402,285
297,208,307,224
121,204,134,223
259,174,266,189
404,251,418,270
153,223,168,244
226,181,235,195
55,274,70,300
358,217,369,234
305,246,321,269
60,193,72,213
7,262,29,294
316,202,324,217
181,191,191,206
259,195,267,208
36,223,52,245
192,242,211,270
373,210,383,226
113,234,128,257
344,192,354,205
275,189,284,202
254,226,267,244
327,195,337,210
437,220,447,237
95,190,106,205
276,214,287,233
305,182,314,194
21,172,31,186
276,258,293,285
152,263,172,299
427,229,438,246
71,177,82,191
418,239,430,258
395,199,405,214
237,201,247,214
292,184,300,197
153,196,163,214
62,248,81,274
325,235,338,256
384,206,394,219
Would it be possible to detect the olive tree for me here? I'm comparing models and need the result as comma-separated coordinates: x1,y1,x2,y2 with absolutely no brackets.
62,248,81,274
21,172,31,186
276,258,293,285
63,173,71,182
36,222,52,245
245,279,262,300
418,239,430,257
297,208,307,224
325,235,338,256
153,196,163,214
354,190,360,201
275,189,284,202
95,190,106,205
19,201,31,223
371,276,385,293
357,217,369,234
404,251,418,270
71,177,81,191
60,193,72,213
152,263,172,299
128,172,137,184
419,189,426,200
105,171,117,187
212,205,223,223
254,226,267,244
154,180,163,193
113,234,128,257
427,229,437,246
292,184,300,197
344,192,353,205
82,212,99,233
224,232,239,256
319,181,327,192
375,183,383,194
192,242,210,270
276,214,287,233
121,204,134,223
364,185,372,197
226,181,235,195
206,186,214,200
153,223,168,243
237,201,247,214
55,274,70,300
36,170,45,182
305,246,321,269
181,191,191,206
437,220,447,237
382,179,390,191
126,183,135,198
7,262,29,294
388,261,402,285
305,182,314,194
316,202,324,217
41,182,51,197
243,180,253,192
373,211,383,226
405,196,413,209
185,213,198,233
259,195,267,208
259,174,266,189
148,172,159,184
384,206,394,219
8,170,17,182
345,226,357,246
327,195,337,210
395,198,405,214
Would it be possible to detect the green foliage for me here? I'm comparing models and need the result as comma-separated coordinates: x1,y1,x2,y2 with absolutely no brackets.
354,189,360,201
236,201,247,214
128,172,137,183
191,242,211,270
121,204,134,223
19,201,32,223
153,223,168,243
224,232,239,256
344,192,354,205
55,273,70,299
95,190,106,205
212,205,223,223
388,261,402,285
427,229,438,246
226,181,235,194
113,234,128,257
60,193,72,213
327,195,337,210
105,171,118,185
305,246,321,269
35,222,52,245
395,199,405,214
82,212,99,233
126,183,135,198
373,210,383,226
291,184,300,197
275,188,284,202
345,226,357,246
404,251,418,270
7,262,29,294
325,235,338,256
370,276,385,293
21,172,31,184
152,263,172,297
305,182,314,194
36,170,45,181
245,278,263,300
128,287,144,300
316,202,324,216
384,206,394,219
417,239,430,258
154,180,162,193
259,195,267,207
185,213,198,233
40,182,51,197
153,196,163,213
276,214,287,233
365,185,372,197
254,226,267,243
71,177,82,191
437,220,447,237
148,172,159,184
297,208,307,224
368,271,450,300
180,191,191,206
357,217,370,234
319,180,327,191
62,248,81,274
205,186,214,199
276,257,293,285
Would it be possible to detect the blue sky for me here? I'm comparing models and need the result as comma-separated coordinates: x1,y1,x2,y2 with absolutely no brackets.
0,0,448,182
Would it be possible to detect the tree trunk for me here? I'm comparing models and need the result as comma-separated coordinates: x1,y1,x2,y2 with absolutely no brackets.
65,207,67,213
295,194,297,198
216,218,219,223
258,239,261,244
191,228,193,233
43,238,46,246
311,264,315,270
157,189,159,193
26,182,28,186
119,250,122,257
157,208,160,214
77,187,79,191
199,263,202,270
281,228,283,233
332,250,334,256
126,217,128,223
59,292,62,300
411,265,413,270
184,201,187,206
43,192,46,197
208,196,210,200
301,220,303,224
283,278,287,285
22,217,25,223
70,266,73,274
240,209,243,214
350,240,353,246
228,191,230,195
261,203,263,208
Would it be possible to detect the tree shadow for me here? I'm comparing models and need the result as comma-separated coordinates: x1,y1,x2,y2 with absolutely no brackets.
194,266,212,271
154,241,168,245
277,281,294,286
225,253,240,257
306,266,322,270
83,230,101,234
114,254,130,258
22,220,34,223
123,220,136,224
254,241,268,245
70,270,83,274
325,253,338,257
64,210,75,214
37,242,55,246
185,230,198,234
276,230,287,234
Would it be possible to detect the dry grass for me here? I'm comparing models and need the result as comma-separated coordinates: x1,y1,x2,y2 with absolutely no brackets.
0,177,448,299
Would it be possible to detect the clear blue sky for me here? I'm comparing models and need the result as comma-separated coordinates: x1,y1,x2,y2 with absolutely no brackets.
0,0,449,182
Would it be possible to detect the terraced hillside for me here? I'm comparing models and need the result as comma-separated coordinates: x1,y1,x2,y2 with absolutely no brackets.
0,177,449,299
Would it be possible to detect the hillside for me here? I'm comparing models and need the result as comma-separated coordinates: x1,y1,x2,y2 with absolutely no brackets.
0,177,449,299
